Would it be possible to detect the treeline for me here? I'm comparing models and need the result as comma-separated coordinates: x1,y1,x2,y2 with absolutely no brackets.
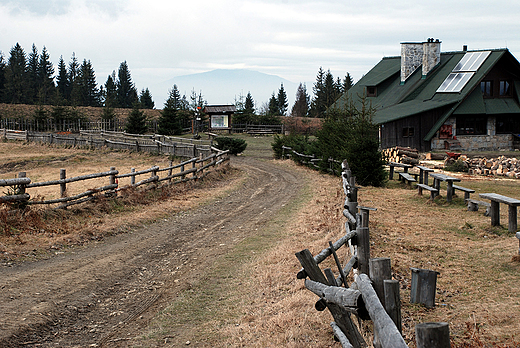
234,68,354,124
0,43,154,109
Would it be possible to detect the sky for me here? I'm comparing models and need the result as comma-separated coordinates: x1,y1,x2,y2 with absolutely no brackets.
1,0,520,108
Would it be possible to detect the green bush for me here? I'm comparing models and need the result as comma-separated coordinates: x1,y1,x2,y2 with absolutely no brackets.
215,137,247,155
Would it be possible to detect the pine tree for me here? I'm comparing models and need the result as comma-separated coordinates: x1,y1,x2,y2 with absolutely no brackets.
117,61,138,108
158,85,183,135
277,83,288,116
38,46,55,104
309,67,326,118
5,43,29,104
103,71,118,107
125,103,147,134
56,56,70,102
342,73,353,93
27,44,39,103
0,52,6,103
291,83,309,117
268,93,278,116
76,59,100,107
139,88,154,109
68,53,80,105
244,92,255,115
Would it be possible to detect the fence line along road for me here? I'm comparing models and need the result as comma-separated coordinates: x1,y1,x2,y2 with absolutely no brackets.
295,160,450,348
1,129,213,159
0,149,230,209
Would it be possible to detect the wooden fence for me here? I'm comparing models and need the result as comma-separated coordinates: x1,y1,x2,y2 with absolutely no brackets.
281,145,342,174
295,160,450,348
1,129,213,158
0,150,229,209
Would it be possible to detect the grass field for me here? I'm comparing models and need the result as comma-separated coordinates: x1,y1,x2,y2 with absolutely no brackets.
2,135,520,346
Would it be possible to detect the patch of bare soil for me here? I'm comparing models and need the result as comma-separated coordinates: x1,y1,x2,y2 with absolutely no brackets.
0,155,307,347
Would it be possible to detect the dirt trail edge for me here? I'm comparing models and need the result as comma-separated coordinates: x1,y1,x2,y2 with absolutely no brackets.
0,155,306,347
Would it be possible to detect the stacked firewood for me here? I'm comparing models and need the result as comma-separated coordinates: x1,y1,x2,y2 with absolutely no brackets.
465,156,520,178
382,146,420,165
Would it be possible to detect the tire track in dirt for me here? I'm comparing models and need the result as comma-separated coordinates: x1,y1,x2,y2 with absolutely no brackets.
0,156,306,347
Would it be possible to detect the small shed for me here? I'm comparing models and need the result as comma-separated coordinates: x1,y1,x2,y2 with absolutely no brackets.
204,105,236,132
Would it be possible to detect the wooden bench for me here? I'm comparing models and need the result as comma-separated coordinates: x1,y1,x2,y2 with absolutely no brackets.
388,162,413,180
398,172,417,185
466,198,491,215
430,173,461,203
479,193,520,233
452,185,475,200
417,184,438,201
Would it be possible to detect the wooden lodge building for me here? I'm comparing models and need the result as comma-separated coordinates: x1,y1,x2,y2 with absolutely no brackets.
334,39,520,152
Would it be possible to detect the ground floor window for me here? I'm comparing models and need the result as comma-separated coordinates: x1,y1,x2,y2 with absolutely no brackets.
496,114,520,134
456,115,487,135
402,127,414,137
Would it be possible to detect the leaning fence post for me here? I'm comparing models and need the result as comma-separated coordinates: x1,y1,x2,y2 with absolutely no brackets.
416,322,450,348
60,169,66,197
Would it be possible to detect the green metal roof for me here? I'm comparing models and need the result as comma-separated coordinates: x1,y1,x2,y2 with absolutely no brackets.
332,48,520,142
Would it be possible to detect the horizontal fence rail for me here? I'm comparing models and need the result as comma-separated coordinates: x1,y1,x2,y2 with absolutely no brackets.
0,150,229,210
1,129,213,159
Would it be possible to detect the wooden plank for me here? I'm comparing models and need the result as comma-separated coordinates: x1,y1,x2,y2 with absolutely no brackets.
331,322,354,348
479,193,520,206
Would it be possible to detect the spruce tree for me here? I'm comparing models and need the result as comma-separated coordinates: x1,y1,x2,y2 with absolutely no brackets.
27,44,39,103
158,85,184,135
103,71,118,107
342,73,353,93
268,93,278,116
125,103,147,134
76,59,100,107
0,52,6,103
68,53,80,105
291,83,309,117
277,83,288,116
244,92,255,115
5,43,29,104
117,61,138,108
38,46,55,104
56,56,70,102
139,88,154,109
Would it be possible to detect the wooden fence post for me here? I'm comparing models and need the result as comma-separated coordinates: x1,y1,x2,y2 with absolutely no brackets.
357,227,370,276
109,167,116,196
410,268,439,308
384,280,402,334
60,169,66,197
369,257,392,348
131,168,136,185
416,322,450,348
18,172,27,195
168,161,173,183
181,164,185,181
192,160,197,179
296,249,366,348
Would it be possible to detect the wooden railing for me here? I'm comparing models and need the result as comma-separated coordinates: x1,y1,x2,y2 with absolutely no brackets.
295,160,450,348
281,145,341,174
1,129,213,159
0,150,229,209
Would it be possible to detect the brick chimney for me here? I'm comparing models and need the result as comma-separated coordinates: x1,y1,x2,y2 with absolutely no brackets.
400,38,441,83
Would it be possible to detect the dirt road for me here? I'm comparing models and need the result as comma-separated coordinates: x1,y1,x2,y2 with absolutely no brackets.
0,155,306,347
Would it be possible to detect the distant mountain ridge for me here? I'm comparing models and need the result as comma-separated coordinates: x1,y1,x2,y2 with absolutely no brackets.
152,69,299,108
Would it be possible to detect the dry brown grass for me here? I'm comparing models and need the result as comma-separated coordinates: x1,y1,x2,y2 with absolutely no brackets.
208,161,520,347
0,140,242,261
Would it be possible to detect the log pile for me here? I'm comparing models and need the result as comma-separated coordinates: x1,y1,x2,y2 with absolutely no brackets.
382,146,420,165
465,156,520,178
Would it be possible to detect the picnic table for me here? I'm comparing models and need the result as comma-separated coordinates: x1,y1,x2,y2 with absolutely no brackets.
388,162,413,180
416,165,434,185
479,193,520,233
430,173,461,202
